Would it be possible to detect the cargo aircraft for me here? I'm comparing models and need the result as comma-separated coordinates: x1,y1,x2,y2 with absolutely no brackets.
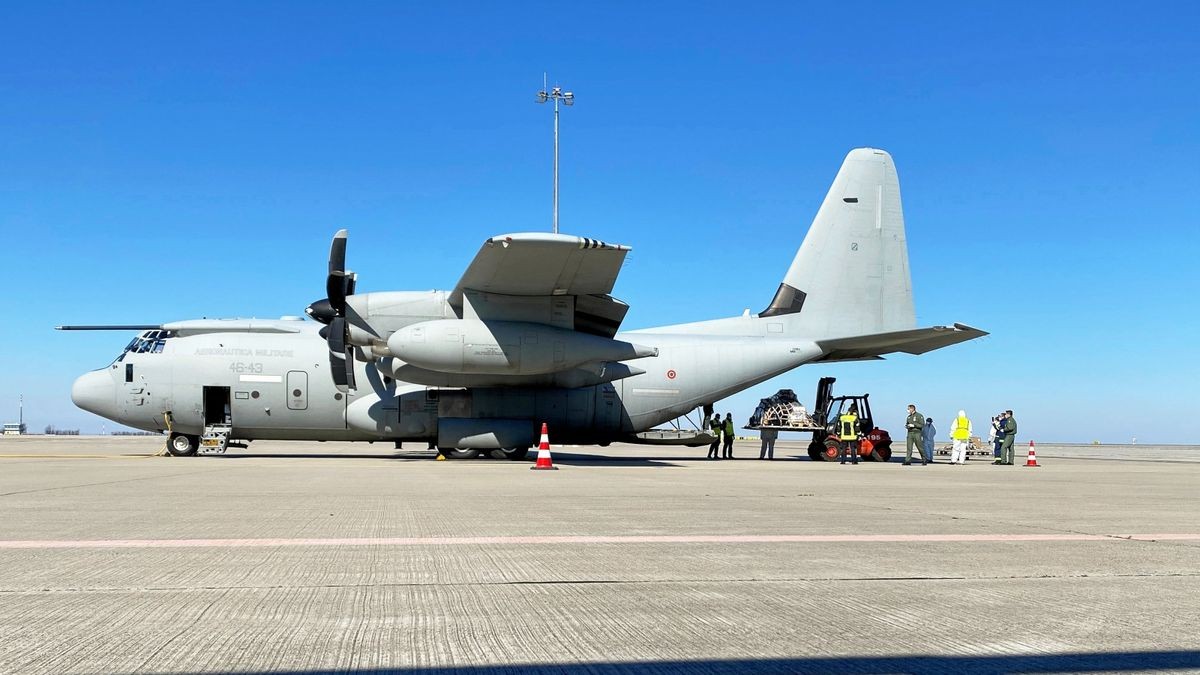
62,148,985,458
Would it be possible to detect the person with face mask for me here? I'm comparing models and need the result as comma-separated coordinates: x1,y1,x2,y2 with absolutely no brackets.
904,404,927,465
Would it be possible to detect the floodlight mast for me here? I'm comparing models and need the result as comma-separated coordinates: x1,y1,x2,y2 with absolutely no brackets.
536,74,574,234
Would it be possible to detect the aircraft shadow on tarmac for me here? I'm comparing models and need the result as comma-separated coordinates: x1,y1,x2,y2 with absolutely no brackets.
202,650,1200,675
200,451,683,467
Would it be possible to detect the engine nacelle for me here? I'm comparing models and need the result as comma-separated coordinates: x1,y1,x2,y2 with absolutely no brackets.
386,319,657,375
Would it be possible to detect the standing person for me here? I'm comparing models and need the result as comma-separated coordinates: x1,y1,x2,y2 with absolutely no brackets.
903,404,927,465
759,427,778,460
990,414,1003,462
838,407,860,465
949,410,972,464
722,413,736,459
1000,410,1018,465
922,417,937,463
707,413,722,459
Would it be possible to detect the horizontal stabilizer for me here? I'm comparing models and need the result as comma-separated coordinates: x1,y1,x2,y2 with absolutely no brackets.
813,323,987,363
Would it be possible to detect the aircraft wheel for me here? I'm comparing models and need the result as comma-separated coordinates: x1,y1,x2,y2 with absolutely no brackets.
167,433,198,457
439,447,481,460
502,446,531,461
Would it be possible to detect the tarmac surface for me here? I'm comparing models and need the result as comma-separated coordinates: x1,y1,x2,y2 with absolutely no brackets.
1,435,1198,674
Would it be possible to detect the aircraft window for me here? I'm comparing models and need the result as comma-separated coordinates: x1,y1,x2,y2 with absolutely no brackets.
120,331,172,356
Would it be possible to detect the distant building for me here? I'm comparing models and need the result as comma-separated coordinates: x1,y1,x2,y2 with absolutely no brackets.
2,422,26,435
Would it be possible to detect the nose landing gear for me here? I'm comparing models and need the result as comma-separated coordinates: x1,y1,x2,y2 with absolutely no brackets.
167,433,199,457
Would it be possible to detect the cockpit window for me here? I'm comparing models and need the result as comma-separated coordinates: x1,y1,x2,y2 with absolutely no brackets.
120,330,172,357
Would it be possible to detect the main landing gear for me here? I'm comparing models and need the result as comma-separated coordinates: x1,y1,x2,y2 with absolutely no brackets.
437,447,530,461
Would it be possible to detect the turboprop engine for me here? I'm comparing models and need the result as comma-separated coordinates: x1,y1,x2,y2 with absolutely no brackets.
387,319,658,375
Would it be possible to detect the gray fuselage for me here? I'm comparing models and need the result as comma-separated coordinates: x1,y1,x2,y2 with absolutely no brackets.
71,318,819,447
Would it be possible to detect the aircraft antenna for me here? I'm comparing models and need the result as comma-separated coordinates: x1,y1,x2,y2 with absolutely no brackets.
536,74,574,234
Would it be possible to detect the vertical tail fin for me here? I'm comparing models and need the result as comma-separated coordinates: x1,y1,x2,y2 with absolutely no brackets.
762,148,915,339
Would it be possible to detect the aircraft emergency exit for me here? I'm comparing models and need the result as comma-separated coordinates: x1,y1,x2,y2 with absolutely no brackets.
61,148,986,458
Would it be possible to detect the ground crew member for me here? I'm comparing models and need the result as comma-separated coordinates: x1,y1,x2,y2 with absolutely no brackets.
1000,410,1018,465
904,404,927,465
922,417,936,463
722,413,736,459
950,410,972,464
707,413,722,459
838,407,860,465
990,414,1004,461
759,427,778,460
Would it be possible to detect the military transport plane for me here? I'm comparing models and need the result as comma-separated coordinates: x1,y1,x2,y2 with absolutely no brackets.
62,148,985,458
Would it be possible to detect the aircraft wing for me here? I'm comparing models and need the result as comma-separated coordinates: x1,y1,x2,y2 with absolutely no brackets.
448,233,632,337
813,323,987,362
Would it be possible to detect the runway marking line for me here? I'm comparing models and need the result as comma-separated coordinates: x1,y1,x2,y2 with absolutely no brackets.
0,533,1198,550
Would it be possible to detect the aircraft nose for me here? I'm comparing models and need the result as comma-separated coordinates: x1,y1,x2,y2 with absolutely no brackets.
71,369,116,419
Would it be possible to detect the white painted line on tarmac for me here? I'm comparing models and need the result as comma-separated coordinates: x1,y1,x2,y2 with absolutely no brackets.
1,533,1198,549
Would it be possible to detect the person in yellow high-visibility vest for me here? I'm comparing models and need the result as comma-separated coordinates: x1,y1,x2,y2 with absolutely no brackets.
838,406,860,465
949,410,972,464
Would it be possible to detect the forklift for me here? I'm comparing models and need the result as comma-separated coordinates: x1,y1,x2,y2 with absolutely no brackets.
747,377,894,462
806,377,893,462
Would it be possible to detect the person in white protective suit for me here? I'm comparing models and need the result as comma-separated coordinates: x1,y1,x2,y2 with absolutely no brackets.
949,410,973,464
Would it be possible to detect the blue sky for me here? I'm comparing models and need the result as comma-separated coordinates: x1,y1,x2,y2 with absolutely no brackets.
2,1,1197,443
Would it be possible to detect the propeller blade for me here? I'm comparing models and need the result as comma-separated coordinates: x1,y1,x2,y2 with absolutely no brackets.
328,317,346,354
329,348,349,392
326,317,356,392
326,229,349,314
344,346,357,391
319,231,359,392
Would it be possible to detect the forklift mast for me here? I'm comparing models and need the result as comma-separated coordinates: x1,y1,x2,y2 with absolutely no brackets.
813,377,836,424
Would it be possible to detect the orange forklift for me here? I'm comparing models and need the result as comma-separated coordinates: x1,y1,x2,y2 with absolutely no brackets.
806,377,894,462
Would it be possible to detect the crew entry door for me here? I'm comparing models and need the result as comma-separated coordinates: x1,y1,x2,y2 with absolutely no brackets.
203,386,232,426
287,371,308,410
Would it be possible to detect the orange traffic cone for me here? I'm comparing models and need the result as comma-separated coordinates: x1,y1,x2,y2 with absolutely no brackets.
531,422,558,470
1024,440,1040,467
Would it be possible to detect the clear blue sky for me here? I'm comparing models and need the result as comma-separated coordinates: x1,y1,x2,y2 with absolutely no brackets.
3,1,1197,443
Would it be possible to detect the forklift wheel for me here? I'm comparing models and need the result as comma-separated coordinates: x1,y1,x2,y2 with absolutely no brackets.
871,443,893,462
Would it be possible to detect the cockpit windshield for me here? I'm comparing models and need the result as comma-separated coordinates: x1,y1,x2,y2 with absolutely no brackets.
114,330,173,362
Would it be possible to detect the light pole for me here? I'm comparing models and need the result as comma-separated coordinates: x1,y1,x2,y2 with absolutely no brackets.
536,75,573,234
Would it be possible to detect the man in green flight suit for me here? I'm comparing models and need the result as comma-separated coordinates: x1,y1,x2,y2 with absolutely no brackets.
999,410,1018,465
904,404,928,465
